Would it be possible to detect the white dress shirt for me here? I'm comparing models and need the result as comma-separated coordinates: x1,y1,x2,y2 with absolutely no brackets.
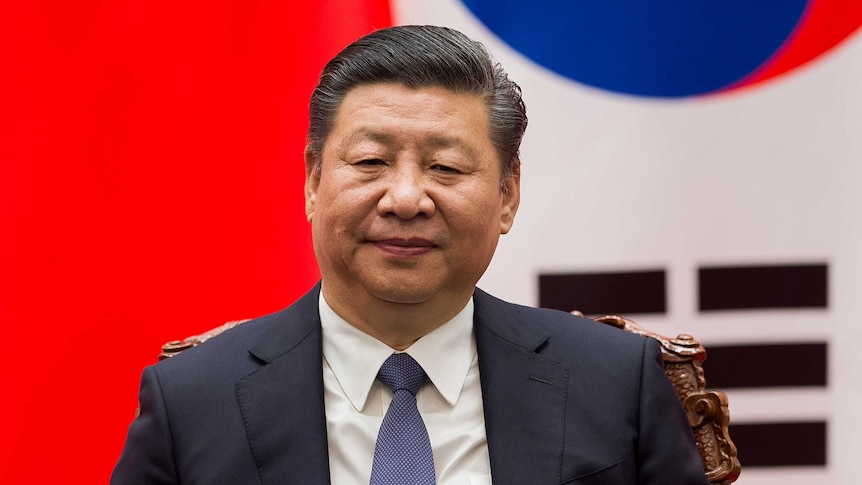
319,292,492,485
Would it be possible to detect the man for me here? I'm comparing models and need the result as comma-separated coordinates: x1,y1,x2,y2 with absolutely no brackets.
112,25,707,484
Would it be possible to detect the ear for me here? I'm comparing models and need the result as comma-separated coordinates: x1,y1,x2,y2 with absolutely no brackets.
304,148,320,223
499,172,520,234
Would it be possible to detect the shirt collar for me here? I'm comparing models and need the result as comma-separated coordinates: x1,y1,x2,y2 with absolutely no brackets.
319,291,475,411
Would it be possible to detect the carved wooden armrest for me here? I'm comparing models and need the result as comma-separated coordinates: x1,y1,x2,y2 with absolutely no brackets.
158,319,251,360
583,313,741,484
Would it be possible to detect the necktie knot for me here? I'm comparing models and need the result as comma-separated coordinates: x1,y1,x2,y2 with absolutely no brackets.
377,353,427,396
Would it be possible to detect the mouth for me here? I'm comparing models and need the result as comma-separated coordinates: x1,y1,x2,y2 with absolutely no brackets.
372,237,436,257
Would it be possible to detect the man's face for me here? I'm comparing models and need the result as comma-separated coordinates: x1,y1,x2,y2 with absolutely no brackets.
305,82,520,315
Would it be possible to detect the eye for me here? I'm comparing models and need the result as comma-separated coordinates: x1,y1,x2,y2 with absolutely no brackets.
431,164,460,174
357,158,386,166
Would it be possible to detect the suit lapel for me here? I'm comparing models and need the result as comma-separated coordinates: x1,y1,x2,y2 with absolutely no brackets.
474,289,569,485
235,285,332,485
232,285,570,484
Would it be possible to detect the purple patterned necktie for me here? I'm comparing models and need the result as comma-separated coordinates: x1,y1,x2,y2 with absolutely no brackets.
369,353,436,484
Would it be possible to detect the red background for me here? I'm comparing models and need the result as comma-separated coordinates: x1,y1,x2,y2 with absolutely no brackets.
0,1,390,482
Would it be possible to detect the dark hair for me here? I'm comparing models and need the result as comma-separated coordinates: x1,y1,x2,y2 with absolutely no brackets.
306,25,527,180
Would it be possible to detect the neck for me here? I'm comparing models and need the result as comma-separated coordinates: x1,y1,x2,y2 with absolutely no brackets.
321,283,472,350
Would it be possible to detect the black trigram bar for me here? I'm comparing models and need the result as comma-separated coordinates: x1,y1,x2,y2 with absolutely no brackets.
730,422,827,467
539,270,666,315
703,343,827,389
699,263,828,311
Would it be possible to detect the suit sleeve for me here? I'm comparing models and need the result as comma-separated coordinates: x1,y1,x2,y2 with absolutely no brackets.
111,366,179,484
636,338,710,485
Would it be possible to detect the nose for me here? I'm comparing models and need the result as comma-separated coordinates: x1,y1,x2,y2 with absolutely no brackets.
377,164,435,220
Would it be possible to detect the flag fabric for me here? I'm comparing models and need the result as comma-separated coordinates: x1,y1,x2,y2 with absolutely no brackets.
394,1,861,484
0,1,390,482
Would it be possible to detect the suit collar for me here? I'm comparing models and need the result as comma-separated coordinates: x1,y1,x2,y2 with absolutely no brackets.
473,288,551,351
246,283,323,364
473,288,569,485
237,283,332,484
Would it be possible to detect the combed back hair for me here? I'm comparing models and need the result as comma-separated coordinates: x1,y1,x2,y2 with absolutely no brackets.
306,25,527,180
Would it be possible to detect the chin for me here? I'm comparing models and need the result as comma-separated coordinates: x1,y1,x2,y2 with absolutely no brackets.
365,279,440,305
370,279,473,307
373,288,434,305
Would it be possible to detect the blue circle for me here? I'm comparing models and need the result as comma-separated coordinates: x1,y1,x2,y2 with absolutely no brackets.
461,0,809,97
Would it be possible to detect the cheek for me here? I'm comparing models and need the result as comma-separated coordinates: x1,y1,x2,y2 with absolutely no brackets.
459,190,503,226
316,187,375,235
447,201,501,244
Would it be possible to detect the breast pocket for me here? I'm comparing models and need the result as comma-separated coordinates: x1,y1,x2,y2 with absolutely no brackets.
562,458,630,484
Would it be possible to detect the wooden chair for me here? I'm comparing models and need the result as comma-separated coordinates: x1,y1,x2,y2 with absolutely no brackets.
159,313,741,483
575,312,741,484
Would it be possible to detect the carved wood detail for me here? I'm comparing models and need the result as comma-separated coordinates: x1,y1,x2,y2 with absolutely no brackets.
587,313,741,484
158,319,250,360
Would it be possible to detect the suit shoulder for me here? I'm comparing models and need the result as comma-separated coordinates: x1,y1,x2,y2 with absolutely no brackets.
526,305,645,347
151,306,308,384
473,288,648,358
154,286,321,375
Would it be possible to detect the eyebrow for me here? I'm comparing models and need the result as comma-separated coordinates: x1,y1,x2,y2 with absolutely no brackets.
348,128,478,157
349,128,394,145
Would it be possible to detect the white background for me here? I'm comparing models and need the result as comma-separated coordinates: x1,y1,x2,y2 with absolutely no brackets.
395,1,862,483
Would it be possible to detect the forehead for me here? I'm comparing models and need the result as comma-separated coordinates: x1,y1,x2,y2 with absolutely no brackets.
328,83,491,144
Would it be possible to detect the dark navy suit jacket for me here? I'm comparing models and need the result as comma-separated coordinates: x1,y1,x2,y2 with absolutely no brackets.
112,284,708,484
